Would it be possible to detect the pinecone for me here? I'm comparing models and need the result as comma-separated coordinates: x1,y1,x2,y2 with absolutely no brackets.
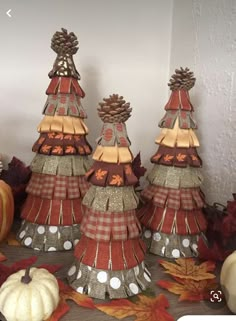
51,28,79,55
168,67,196,91
98,94,132,123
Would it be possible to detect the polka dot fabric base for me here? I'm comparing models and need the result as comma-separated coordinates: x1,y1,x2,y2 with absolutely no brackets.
142,228,207,258
17,220,81,251
67,261,152,299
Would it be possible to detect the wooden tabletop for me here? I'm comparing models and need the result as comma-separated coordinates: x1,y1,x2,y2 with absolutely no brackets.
0,232,232,321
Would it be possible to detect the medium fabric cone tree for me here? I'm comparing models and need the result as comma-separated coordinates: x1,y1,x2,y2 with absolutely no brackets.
138,67,207,258
67,94,151,299
17,28,92,251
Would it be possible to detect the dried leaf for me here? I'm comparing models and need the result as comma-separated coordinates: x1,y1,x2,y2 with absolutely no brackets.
158,258,216,280
96,294,174,321
6,232,21,246
157,277,218,302
163,155,174,162
47,280,95,321
0,252,7,262
95,169,107,180
176,153,186,162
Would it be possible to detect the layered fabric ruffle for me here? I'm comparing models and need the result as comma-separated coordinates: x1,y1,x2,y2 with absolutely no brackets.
21,195,85,225
32,132,92,156
30,154,92,176
43,93,87,118
96,123,131,147
151,146,202,167
46,76,85,97
17,220,81,251
164,89,193,111
147,165,203,188
93,145,133,163
159,110,197,129
68,261,151,299
85,161,138,187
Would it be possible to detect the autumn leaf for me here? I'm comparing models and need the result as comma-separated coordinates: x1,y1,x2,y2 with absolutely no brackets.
191,155,198,161
78,146,85,154
47,280,95,321
52,146,63,154
0,252,7,262
41,145,52,153
74,135,81,141
55,133,64,140
110,175,123,186
158,258,216,280
176,153,186,162
157,277,218,302
95,169,107,180
64,134,72,140
163,154,174,162
96,294,174,321
152,154,161,160
48,133,55,139
6,232,21,246
65,146,76,154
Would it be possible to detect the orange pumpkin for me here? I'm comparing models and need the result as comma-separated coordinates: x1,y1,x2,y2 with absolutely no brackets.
0,180,14,242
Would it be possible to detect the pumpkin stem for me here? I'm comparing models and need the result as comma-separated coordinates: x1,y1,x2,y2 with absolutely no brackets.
21,266,32,284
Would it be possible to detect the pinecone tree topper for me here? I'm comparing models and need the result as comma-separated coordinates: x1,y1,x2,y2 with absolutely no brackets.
168,67,196,91
98,94,132,123
51,28,79,55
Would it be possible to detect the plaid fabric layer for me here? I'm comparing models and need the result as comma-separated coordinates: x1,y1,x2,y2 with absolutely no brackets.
81,208,141,241
27,173,90,199
141,185,205,210
138,203,207,235
21,195,85,225
74,235,146,270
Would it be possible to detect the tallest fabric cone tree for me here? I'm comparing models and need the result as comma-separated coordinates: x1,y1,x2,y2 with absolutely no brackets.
17,28,92,251
138,68,207,258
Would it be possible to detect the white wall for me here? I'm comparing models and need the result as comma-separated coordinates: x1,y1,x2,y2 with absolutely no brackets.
169,0,236,205
0,0,173,175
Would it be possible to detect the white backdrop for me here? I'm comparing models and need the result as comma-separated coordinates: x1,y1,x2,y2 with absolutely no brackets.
0,0,235,204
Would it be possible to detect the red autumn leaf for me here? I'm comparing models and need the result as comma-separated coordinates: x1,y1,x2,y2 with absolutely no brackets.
198,238,230,262
0,256,38,286
38,264,62,274
47,280,95,321
158,258,216,280
157,277,218,302
0,252,7,262
96,293,174,321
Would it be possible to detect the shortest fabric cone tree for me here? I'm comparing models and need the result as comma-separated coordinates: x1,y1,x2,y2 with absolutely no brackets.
138,67,208,259
67,94,152,299
17,28,92,252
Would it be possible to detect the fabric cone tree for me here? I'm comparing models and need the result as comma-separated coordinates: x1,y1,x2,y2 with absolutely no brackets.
67,94,151,299
17,28,92,251
138,67,207,258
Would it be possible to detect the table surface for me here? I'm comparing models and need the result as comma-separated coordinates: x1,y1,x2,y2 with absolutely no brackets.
0,229,232,321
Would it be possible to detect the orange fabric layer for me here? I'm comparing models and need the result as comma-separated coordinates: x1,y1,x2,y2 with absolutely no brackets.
74,235,146,270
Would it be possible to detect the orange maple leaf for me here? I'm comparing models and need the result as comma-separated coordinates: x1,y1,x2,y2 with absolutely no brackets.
176,153,186,162
46,280,95,321
124,164,132,175
96,294,174,321
163,154,174,162
74,135,81,141
95,169,108,180
41,145,52,153
0,252,7,262
52,146,63,154
55,133,64,140
157,277,218,302
158,258,216,280
110,175,123,186
64,134,72,140
65,146,76,154
191,155,198,161
152,153,161,160
48,133,55,139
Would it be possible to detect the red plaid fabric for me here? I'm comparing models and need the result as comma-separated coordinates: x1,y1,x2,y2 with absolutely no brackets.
74,235,146,270
26,173,90,199
21,195,85,225
138,204,207,235
81,208,141,241
141,185,205,210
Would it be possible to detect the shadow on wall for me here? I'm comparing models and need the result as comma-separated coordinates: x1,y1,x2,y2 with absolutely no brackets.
81,64,102,150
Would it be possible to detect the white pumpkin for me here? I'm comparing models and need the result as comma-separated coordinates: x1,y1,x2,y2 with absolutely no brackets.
220,251,236,314
0,267,60,321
